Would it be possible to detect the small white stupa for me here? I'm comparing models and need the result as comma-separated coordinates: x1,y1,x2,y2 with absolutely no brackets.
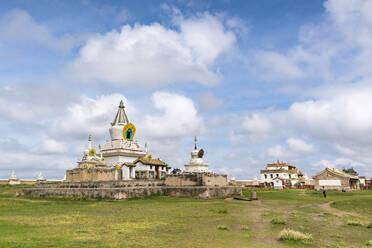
184,136,209,173
8,170,21,185
37,172,46,182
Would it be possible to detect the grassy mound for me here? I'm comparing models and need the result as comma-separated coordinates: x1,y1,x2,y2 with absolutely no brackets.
279,228,312,243
271,218,286,225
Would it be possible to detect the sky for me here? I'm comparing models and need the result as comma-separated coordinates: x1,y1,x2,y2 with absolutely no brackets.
1,0,372,180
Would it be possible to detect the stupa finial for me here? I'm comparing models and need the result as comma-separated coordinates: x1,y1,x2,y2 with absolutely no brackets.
111,100,129,126
194,136,198,150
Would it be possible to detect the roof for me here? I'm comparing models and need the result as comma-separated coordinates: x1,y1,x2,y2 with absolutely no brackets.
133,157,168,167
312,167,359,179
122,162,136,167
260,168,301,174
266,160,296,168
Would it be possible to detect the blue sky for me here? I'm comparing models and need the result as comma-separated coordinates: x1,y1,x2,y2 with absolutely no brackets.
1,0,372,180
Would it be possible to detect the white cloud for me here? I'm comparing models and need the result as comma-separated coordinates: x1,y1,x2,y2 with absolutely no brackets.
68,12,236,86
197,92,224,112
313,158,365,170
334,144,356,156
230,113,273,145
287,138,315,153
0,9,76,52
252,50,304,81
140,91,204,139
37,136,68,154
267,145,291,159
288,87,372,144
49,93,129,140
0,84,76,122
241,114,272,134
250,0,372,84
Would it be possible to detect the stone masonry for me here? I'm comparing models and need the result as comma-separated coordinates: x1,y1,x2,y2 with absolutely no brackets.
22,180,242,200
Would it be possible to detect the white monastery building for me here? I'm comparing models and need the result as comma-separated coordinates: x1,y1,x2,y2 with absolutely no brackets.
260,160,303,186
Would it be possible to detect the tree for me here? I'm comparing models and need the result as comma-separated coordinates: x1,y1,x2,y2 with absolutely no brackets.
342,167,358,176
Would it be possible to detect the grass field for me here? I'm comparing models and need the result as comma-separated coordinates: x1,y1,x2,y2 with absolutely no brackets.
0,185,371,248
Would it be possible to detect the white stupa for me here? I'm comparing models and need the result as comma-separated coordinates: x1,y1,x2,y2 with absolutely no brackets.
37,172,46,181
184,137,209,173
100,100,146,179
9,170,21,185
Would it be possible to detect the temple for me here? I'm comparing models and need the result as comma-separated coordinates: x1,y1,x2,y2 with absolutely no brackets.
66,100,169,182
260,160,304,186
23,101,241,199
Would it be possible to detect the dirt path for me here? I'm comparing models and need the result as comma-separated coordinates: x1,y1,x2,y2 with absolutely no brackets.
318,201,362,218
242,200,279,246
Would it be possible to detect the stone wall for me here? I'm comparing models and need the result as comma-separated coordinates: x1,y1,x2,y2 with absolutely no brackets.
165,172,227,187
66,168,117,182
23,180,242,199
165,186,241,198
34,180,165,188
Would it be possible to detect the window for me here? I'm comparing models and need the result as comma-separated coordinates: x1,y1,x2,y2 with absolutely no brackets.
161,172,166,179
150,166,152,170
141,172,146,179
135,171,139,179
276,174,279,177
270,174,273,178
264,174,267,179
289,174,291,178
149,171,154,179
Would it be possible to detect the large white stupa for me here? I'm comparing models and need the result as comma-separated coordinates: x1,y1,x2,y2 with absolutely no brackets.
184,137,208,173
100,100,146,178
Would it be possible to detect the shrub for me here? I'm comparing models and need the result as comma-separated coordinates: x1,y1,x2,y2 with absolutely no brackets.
346,220,362,226
271,218,286,225
241,225,249,231
279,228,312,243
367,223,372,229
217,225,229,230
366,240,372,246
217,209,228,214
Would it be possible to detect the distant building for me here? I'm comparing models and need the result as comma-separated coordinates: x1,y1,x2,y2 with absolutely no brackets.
260,160,303,186
359,176,366,189
312,167,360,191
229,176,260,187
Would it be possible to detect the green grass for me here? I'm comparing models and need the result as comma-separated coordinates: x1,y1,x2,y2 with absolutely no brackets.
217,225,229,230
346,220,362,226
1,185,372,247
271,218,287,225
